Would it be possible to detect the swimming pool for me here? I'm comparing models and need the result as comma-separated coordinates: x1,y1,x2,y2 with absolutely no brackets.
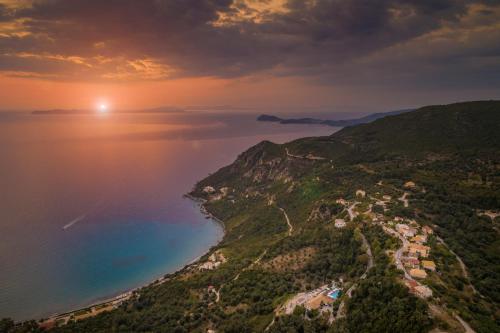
327,289,341,300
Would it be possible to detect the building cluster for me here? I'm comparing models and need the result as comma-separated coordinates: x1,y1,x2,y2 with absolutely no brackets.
198,251,227,271
395,221,435,280
282,282,342,315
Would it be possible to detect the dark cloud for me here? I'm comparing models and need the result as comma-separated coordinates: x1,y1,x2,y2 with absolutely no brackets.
0,0,498,89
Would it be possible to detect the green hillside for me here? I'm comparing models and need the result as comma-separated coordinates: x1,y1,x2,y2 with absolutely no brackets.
3,101,499,333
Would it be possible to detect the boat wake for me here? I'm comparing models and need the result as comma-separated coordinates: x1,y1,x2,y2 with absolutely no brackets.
62,214,86,230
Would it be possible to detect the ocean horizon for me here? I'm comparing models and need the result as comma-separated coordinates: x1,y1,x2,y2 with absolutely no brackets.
0,111,335,320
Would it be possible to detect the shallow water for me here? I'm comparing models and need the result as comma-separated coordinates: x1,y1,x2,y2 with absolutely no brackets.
0,111,336,320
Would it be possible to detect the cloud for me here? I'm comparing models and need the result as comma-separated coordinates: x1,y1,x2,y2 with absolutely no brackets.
0,0,498,92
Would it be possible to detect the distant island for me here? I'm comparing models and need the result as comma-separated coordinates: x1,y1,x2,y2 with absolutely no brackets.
257,109,413,127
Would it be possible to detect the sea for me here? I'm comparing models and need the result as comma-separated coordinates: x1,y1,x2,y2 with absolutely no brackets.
0,110,336,320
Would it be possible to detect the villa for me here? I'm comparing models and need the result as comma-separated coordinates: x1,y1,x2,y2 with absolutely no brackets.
404,181,416,189
409,268,428,279
414,285,433,298
396,224,417,238
411,235,427,244
334,219,346,228
408,244,430,258
402,257,420,269
422,226,434,235
336,198,347,205
356,189,366,198
203,186,216,194
422,260,436,271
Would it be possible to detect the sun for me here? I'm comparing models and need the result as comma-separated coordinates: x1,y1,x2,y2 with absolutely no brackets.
99,103,108,113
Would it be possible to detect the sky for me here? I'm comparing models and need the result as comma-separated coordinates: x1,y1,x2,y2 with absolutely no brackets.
0,0,499,112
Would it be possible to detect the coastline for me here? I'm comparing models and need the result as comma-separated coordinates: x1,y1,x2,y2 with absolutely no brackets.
39,194,226,329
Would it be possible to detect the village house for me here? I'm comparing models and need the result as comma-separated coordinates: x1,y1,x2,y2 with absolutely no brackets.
404,181,416,189
220,187,230,196
334,219,346,228
356,189,366,198
414,285,433,298
408,243,430,258
203,186,216,194
396,224,417,238
422,260,436,271
411,235,427,244
402,257,420,269
396,223,408,233
422,225,434,235
382,195,392,201
336,198,347,205
409,268,428,279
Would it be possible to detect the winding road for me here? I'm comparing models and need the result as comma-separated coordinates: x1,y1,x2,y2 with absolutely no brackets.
335,232,374,320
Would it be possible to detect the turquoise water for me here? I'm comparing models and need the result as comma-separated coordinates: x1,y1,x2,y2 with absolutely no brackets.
0,111,335,320
328,289,341,300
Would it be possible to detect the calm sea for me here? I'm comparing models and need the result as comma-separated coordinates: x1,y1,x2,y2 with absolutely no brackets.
0,111,335,320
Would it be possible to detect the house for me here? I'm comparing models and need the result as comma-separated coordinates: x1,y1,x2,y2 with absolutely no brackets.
422,226,434,235
402,257,420,269
422,260,436,271
356,189,366,198
336,198,347,205
409,268,428,279
396,223,409,233
403,228,417,238
408,244,430,258
411,235,427,244
203,186,216,194
382,195,392,201
220,187,230,196
414,285,433,298
396,224,416,237
334,219,346,228
404,181,416,189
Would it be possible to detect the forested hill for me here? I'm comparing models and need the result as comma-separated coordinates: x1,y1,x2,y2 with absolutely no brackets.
281,100,500,163
3,101,499,333
192,101,500,332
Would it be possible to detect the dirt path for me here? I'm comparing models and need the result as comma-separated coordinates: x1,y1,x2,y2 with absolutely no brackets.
285,148,325,161
398,192,410,207
279,207,293,236
347,202,359,221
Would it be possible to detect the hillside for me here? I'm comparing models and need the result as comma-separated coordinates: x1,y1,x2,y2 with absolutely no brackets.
256,109,412,127
3,101,499,333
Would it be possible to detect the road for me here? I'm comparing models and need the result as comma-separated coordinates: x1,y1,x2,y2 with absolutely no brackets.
382,225,412,280
285,148,325,161
454,314,476,333
336,231,374,320
436,236,483,297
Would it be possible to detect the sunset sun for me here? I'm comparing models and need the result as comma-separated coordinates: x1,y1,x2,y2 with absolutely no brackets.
98,103,108,113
